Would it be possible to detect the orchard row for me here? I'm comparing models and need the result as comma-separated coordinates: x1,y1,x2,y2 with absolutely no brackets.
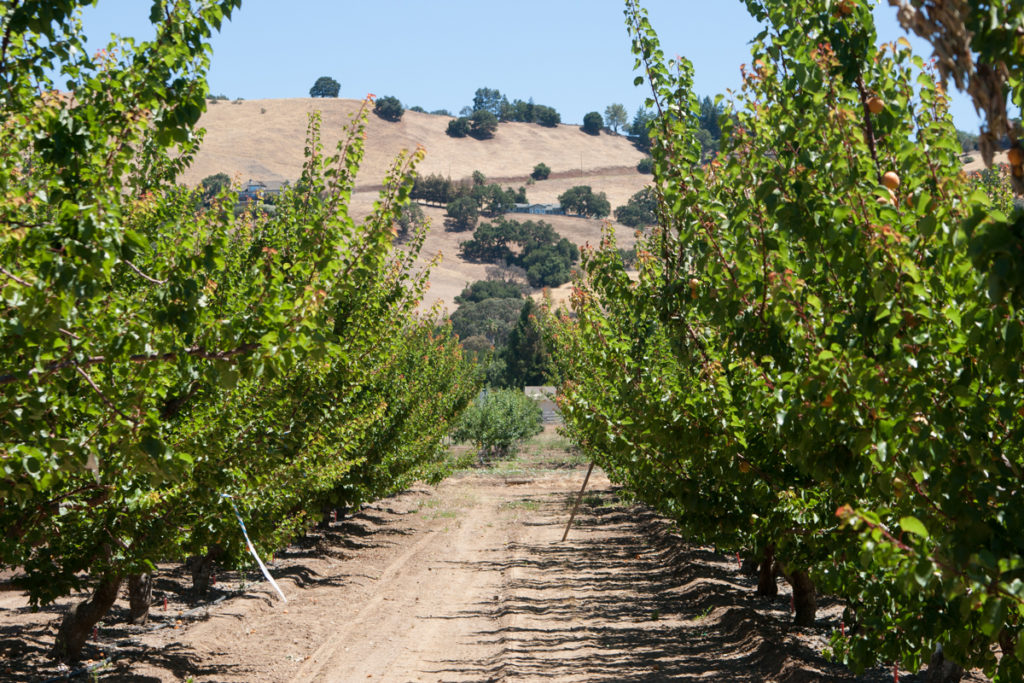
554,0,1024,680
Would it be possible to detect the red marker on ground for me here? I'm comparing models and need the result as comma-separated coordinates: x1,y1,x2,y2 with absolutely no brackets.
789,594,794,613
735,552,741,569
840,620,845,636
92,626,98,640
893,663,899,683
163,597,168,611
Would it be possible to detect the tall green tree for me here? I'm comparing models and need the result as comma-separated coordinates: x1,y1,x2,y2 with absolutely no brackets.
472,87,506,116
503,299,550,388
604,103,628,133
582,111,604,135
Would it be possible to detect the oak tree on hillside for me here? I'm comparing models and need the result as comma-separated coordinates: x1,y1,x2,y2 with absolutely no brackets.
446,196,480,231
470,109,498,139
558,185,610,218
374,95,404,121
446,117,470,138
309,76,340,98
582,111,603,135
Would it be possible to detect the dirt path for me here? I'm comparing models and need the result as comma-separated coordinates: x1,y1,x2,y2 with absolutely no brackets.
0,429,989,682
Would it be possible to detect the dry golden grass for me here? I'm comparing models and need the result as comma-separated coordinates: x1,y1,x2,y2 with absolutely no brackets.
187,97,652,311
181,97,647,189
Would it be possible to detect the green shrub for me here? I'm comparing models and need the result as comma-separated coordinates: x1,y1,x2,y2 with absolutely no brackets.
452,388,543,459
447,117,470,137
531,163,551,180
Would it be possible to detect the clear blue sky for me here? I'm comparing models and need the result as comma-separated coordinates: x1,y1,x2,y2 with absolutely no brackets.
79,0,989,130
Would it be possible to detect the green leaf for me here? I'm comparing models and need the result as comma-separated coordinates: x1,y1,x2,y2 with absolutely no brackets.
899,516,929,539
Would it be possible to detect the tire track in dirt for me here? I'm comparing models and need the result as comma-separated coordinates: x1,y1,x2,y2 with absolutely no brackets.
290,484,521,682
2,431,990,681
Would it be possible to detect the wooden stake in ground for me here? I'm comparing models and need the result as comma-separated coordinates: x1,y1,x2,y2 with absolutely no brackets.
561,461,595,542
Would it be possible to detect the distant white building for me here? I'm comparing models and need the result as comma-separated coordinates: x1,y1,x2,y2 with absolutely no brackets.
513,203,565,216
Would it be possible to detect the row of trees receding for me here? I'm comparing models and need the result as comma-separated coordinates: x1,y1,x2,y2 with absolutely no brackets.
552,0,1024,681
1,5,478,663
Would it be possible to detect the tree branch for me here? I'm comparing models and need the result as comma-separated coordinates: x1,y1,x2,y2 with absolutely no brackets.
122,260,167,285
0,265,30,287
75,366,137,425
0,343,259,386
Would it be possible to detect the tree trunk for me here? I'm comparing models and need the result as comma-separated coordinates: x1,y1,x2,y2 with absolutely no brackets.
51,574,122,661
925,644,964,683
127,573,153,625
757,544,778,597
187,545,223,596
786,569,817,626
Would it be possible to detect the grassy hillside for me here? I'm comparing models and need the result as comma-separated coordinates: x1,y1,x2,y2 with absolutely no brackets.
181,98,647,189
186,97,654,311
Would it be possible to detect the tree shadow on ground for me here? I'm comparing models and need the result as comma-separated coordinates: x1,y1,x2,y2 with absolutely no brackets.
422,490,918,682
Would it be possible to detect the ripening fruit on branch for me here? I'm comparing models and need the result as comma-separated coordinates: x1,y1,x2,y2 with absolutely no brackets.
688,278,699,300
866,96,884,115
881,171,900,190
1008,145,1023,167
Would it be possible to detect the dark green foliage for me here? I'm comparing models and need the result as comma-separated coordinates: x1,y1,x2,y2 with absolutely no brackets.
451,388,543,459
472,170,487,186
447,117,470,137
535,105,561,127
636,156,654,174
515,186,528,203
430,108,452,116
446,196,479,231
522,242,577,288
411,173,455,204
474,184,516,216
614,187,658,227
502,299,550,388
558,185,611,218
582,111,604,135
460,218,579,288
374,95,404,122
460,220,516,263
698,95,723,141
309,76,340,98
200,172,231,199
470,110,499,139
629,106,655,151
472,87,507,117
409,106,427,113
450,297,524,346
532,162,551,180
455,280,525,304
